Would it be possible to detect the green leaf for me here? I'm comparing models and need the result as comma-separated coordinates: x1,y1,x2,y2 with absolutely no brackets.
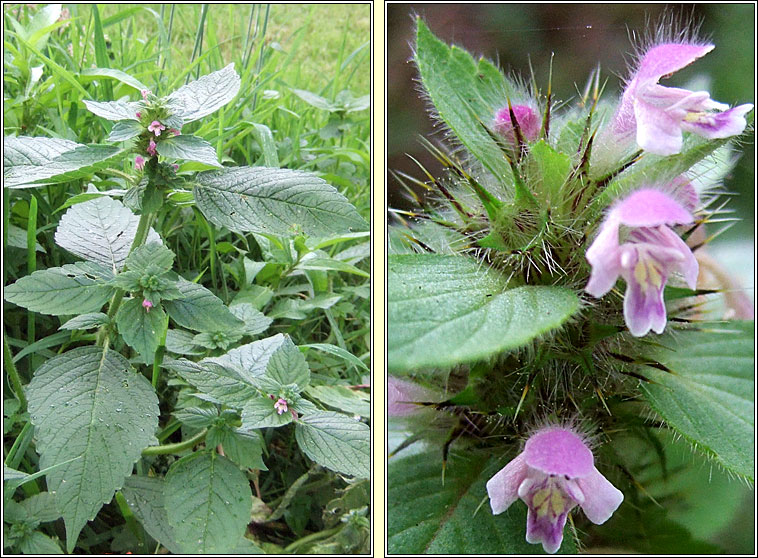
16,531,64,554
265,335,310,388
229,303,272,336
121,475,183,554
163,277,244,333
6,492,61,524
638,322,754,480
294,411,369,478
295,253,370,277
164,451,252,554
388,254,580,371
125,242,175,275
166,63,241,124
164,358,258,408
302,342,370,372
414,19,512,181
55,196,161,271
115,298,166,363
194,166,368,238
4,262,114,316
107,120,143,142
206,426,268,471
156,134,222,168
79,67,148,92
3,136,127,188
82,99,141,121
59,312,110,330
388,450,576,554
241,396,294,429
26,347,159,551
165,329,205,356
305,385,370,417
6,223,46,252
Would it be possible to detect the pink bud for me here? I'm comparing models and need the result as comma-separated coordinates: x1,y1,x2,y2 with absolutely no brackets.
147,139,157,156
136,111,142,119
134,155,145,171
142,299,153,312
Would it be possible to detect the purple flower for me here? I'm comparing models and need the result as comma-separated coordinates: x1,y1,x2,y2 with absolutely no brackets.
486,426,623,554
147,139,157,156
142,299,153,312
148,120,166,136
612,42,753,155
134,155,145,171
274,398,288,415
493,104,540,145
585,187,698,336
387,376,438,416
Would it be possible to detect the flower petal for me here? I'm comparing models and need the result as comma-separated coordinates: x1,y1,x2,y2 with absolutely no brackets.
653,225,699,288
525,507,568,554
576,466,624,524
387,376,438,416
622,268,667,336
523,427,594,478
680,103,753,139
486,453,529,514
585,217,622,297
634,98,684,155
611,188,693,228
634,43,714,84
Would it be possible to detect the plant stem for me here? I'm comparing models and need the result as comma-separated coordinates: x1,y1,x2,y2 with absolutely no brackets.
5,421,33,469
115,491,146,551
283,526,342,553
26,195,37,369
141,429,207,456
96,210,154,347
151,314,169,388
4,331,27,410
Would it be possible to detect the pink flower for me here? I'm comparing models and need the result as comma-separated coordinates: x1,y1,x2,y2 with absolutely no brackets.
612,42,753,155
387,376,439,416
148,120,166,136
147,139,157,156
585,187,698,336
487,425,623,554
134,155,145,171
493,104,540,145
274,398,288,415
172,164,179,171
136,111,142,119
142,299,153,312
140,89,150,100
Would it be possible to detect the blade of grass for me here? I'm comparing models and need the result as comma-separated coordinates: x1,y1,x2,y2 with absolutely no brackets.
91,5,114,100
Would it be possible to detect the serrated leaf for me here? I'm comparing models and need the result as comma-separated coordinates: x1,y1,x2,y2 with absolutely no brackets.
59,312,110,330
206,426,267,470
164,359,258,409
165,328,205,355
82,99,140,121
55,196,161,272
638,322,754,479
164,451,252,554
294,412,369,478
4,136,126,188
4,262,114,316
121,476,183,554
166,63,241,123
163,277,244,332
125,242,175,274
388,451,576,554
26,347,159,551
107,120,142,142
265,335,310,388
240,396,294,429
229,303,272,336
10,492,61,524
156,134,222,167
415,19,512,181
302,343,370,372
16,531,64,555
194,166,368,238
388,254,580,371
305,385,370,417
115,298,166,363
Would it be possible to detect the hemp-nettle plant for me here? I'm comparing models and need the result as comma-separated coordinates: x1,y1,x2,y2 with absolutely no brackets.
387,17,754,554
5,57,370,553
